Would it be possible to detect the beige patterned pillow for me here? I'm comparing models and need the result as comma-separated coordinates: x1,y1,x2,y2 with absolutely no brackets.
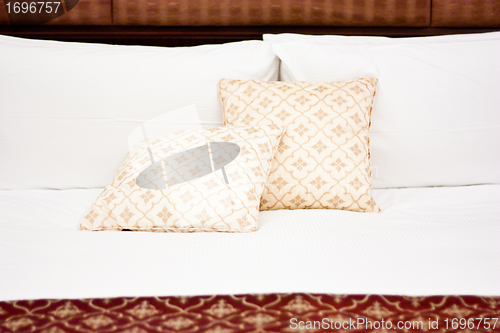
79,125,285,232
219,78,380,213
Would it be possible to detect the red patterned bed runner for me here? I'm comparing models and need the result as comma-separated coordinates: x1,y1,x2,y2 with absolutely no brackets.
1,294,499,332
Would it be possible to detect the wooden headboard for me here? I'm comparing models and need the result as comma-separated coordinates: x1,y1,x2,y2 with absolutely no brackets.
1,0,499,46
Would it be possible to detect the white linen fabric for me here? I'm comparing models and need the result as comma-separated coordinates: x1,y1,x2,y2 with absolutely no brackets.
267,33,500,189
264,31,500,44
0,35,279,190
1,185,499,301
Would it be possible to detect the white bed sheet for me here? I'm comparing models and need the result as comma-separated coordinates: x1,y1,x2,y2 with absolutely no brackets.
1,185,499,301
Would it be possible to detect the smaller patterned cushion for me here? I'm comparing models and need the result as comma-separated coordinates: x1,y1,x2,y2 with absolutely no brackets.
79,125,285,232
219,78,380,213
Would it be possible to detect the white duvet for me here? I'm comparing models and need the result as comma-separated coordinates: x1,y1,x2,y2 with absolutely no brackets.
1,185,499,301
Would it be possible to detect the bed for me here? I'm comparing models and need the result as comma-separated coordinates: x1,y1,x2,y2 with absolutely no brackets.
1,1,500,332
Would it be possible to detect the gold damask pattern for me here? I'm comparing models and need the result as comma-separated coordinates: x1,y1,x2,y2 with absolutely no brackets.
1,294,499,333
219,79,380,212
79,125,284,232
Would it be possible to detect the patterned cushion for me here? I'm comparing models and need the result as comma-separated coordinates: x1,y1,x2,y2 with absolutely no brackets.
219,78,380,213
79,125,285,232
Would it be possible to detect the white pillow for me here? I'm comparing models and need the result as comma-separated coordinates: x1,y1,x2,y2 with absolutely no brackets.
269,34,500,188
0,36,278,190
264,31,500,44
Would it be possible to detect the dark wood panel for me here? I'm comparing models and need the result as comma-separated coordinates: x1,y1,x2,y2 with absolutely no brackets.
112,0,430,27
1,26,498,47
432,0,500,27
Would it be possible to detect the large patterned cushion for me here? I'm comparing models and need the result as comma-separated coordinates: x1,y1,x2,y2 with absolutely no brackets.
219,78,380,213
79,125,285,232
